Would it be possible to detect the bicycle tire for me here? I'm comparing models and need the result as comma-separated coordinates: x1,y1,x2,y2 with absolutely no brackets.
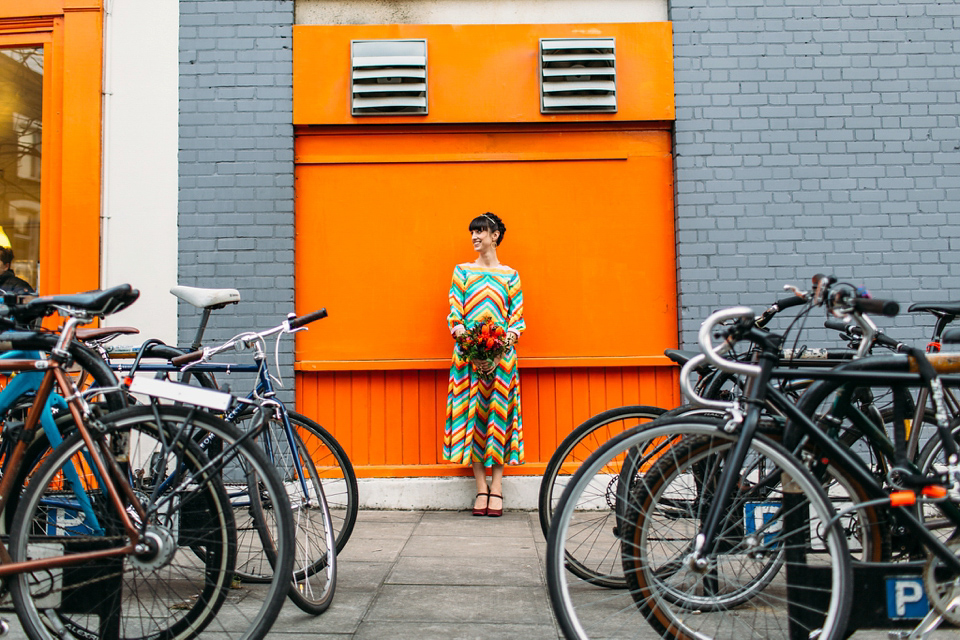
9,405,295,640
235,408,357,554
548,419,852,640
248,414,337,614
537,405,664,540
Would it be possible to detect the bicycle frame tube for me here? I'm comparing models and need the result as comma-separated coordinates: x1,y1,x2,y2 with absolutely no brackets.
768,385,960,575
0,364,142,576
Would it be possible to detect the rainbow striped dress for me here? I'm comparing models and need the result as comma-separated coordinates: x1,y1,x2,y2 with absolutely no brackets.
443,263,526,467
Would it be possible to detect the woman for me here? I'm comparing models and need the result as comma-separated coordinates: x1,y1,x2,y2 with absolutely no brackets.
443,212,525,517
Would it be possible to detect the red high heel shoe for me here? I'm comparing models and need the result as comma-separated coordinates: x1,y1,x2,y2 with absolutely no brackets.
472,491,489,516
487,493,503,517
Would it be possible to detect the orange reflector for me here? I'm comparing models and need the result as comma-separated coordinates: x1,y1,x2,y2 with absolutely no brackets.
922,485,948,499
889,491,916,507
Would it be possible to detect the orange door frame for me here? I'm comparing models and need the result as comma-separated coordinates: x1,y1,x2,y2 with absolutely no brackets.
1,1,103,295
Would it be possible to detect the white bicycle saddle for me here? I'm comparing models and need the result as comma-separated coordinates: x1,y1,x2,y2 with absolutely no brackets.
170,285,241,309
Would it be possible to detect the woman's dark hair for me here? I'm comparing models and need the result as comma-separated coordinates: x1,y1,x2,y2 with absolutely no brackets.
468,212,506,246
0,247,13,267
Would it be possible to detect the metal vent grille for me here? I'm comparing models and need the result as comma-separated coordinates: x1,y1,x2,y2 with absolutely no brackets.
351,39,428,116
540,38,617,114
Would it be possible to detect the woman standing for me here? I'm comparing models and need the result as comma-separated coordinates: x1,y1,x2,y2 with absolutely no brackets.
443,212,525,517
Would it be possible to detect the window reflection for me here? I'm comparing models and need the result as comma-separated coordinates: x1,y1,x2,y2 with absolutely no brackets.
0,47,42,291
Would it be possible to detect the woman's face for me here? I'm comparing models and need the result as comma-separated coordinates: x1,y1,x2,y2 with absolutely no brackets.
471,227,498,253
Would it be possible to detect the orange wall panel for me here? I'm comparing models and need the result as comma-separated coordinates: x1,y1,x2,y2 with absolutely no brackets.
295,126,677,369
294,22,674,126
296,366,681,477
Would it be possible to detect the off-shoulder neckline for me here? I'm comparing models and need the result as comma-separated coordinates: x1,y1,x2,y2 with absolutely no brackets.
459,263,514,272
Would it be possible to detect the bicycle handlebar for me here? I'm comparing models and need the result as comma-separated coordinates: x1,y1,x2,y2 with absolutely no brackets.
852,297,899,317
698,307,762,379
170,350,204,367
287,308,327,330
173,307,329,370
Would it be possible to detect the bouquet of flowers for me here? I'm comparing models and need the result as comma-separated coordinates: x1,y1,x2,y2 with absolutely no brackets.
456,317,509,382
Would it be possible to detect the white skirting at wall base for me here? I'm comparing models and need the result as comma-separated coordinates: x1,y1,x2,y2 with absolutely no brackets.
356,475,543,511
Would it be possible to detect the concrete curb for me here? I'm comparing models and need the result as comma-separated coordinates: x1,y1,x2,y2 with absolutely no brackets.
356,475,543,510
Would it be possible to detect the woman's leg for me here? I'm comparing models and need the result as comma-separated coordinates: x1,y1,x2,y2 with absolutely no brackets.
488,464,504,511
472,461,489,511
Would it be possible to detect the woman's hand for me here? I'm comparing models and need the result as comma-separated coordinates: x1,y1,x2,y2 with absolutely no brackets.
475,357,500,375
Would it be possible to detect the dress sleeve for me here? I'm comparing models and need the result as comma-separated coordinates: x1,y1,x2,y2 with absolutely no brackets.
506,270,526,337
447,265,466,332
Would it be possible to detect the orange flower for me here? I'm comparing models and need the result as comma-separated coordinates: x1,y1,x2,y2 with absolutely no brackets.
494,326,505,337
486,337,496,349
481,324,490,337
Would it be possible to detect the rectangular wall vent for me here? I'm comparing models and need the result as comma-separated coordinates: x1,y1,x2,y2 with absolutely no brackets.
540,38,617,114
351,39,428,116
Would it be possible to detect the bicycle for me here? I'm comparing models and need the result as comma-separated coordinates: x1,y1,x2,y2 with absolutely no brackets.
101,286,358,561
0,285,297,640
548,278,960,640
155,308,340,614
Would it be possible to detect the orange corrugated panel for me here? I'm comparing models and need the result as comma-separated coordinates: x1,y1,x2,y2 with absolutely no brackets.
519,370,540,462
384,373,403,465
418,371,438,465
401,371,420,464
297,365,678,476
369,370,387,463
587,369,606,418
435,371,448,462
621,369,640,407
350,371,370,466
605,368,624,410
333,373,352,456
570,369,591,429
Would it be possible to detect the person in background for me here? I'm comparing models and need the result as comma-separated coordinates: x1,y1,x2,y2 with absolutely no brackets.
443,212,525,517
0,247,34,294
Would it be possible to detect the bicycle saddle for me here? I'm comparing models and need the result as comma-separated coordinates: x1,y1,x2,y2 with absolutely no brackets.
23,284,140,318
170,285,240,309
907,301,960,316
76,326,140,342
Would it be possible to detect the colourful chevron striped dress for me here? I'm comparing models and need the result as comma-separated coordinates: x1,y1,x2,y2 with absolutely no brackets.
443,263,526,466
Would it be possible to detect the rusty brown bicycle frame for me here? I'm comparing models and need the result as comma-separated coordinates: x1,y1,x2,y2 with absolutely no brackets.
0,348,145,577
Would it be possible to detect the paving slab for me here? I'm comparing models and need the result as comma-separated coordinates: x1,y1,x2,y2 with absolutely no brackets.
365,584,555,626
336,533,409,563
353,621,561,640
402,534,539,559
271,588,376,635
415,510,535,538
387,555,542,586
335,560,394,591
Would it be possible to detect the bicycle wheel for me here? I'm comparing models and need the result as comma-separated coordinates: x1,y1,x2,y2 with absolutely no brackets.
9,405,295,640
547,419,852,640
233,408,357,555
539,405,666,536
915,422,960,543
246,412,337,614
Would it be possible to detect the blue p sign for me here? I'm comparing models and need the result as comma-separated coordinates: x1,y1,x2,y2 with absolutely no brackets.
885,577,928,619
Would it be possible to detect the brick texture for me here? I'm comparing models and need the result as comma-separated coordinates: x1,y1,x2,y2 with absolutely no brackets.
671,0,960,347
179,0,295,402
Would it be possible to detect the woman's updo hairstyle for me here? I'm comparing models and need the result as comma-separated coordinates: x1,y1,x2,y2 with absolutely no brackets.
468,212,506,246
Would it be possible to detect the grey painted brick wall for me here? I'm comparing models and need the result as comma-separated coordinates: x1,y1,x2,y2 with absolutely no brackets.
671,0,960,347
179,0,295,402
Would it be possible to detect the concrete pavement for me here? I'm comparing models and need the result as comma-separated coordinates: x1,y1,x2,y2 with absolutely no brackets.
0,508,956,638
